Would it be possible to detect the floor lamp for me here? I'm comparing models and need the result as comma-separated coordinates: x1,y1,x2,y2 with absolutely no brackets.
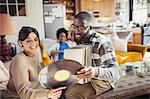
0,14,16,62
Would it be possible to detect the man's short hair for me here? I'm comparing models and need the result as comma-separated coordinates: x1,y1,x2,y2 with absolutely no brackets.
74,12,92,25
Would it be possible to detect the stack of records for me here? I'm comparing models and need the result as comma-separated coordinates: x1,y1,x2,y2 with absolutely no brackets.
64,44,92,84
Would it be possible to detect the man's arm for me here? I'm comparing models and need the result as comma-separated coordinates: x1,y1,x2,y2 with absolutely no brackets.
76,41,121,81
94,41,121,81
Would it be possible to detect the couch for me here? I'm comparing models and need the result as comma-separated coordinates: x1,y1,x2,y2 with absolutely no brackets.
115,44,148,64
40,38,148,65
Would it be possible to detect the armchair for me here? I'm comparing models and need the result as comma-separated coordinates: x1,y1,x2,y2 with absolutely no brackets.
115,44,148,64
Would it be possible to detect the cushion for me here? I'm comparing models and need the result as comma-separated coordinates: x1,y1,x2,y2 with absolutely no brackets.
111,32,133,52
40,41,52,66
0,60,10,90
42,38,57,55
116,51,143,64
112,38,128,52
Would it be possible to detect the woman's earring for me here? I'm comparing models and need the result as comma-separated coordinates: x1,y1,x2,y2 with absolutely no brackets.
18,41,23,48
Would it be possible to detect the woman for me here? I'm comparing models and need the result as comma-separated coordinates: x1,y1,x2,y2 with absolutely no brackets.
7,26,66,99
50,28,76,62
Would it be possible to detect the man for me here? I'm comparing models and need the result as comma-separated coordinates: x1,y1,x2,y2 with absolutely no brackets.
65,12,121,99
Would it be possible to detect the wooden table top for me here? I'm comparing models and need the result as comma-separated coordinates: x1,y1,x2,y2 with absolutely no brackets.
98,65,150,99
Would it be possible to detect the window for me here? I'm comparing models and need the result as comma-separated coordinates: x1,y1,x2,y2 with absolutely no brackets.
133,0,147,24
0,0,26,16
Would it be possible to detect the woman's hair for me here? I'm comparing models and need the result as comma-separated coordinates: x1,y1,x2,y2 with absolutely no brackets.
56,28,68,39
18,26,40,41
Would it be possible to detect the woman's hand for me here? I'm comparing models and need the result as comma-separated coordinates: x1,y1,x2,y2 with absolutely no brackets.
47,87,66,99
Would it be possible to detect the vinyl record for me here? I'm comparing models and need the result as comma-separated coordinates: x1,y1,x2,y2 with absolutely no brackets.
39,59,83,89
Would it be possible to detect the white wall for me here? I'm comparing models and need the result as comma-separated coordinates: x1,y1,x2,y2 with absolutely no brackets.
6,0,45,52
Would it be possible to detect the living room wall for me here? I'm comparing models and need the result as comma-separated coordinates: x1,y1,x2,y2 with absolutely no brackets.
5,0,45,53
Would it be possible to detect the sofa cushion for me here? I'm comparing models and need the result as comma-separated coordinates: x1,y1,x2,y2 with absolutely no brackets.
0,60,10,90
39,40,52,66
111,32,133,52
112,38,128,52
116,51,143,64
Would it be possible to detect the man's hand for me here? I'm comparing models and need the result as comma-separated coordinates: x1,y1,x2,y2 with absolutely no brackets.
75,66,95,79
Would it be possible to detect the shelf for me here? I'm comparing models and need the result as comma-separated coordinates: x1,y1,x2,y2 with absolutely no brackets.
43,0,77,20
65,0,75,20
66,10,74,13
43,0,64,4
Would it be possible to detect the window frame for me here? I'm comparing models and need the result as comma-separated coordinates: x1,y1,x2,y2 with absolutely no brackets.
0,0,26,16
132,0,148,24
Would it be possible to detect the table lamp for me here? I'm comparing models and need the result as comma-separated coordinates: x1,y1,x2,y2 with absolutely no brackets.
0,14,16,62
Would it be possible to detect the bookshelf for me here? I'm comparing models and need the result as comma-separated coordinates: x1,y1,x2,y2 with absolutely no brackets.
43,0,79,20
65,0,76,20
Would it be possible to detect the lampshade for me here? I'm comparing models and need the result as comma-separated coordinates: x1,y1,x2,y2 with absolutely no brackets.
0,14,16,35
0,13,17,62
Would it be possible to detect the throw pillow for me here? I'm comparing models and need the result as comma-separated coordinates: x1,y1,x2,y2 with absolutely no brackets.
112,37,128,52
111,32,133,52
0,60,10,89
42,38,57,53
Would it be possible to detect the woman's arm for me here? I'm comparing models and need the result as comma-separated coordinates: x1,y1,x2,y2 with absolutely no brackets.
10,58,47,99
10,56,65,99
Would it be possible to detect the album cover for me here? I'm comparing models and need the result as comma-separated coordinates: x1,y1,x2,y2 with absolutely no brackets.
64,44,92,67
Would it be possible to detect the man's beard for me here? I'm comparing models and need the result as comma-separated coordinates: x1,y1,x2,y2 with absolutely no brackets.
74,33,91,45
74,35,83,45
